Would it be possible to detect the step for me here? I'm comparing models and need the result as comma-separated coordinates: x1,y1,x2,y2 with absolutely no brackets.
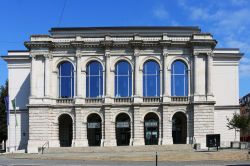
44,144,193,154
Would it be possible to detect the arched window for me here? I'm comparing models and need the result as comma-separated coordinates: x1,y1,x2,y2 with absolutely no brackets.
115,61,132,97
58,61,74,98
86,61,103,98
171,60,188,96
143,60,160,97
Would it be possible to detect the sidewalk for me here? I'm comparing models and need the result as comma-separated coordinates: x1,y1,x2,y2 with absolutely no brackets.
2,149,249,162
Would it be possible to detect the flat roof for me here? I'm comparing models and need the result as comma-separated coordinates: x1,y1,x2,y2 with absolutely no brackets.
49,26,202,36
50,26,201,31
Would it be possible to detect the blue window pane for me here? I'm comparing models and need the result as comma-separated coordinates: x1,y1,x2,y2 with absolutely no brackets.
172,61,186,74
171,60,188,96
143,60,160,97
58,61,74,98
116,61,131,75
86,61,103,98
60,62,73,76
115,61,132,97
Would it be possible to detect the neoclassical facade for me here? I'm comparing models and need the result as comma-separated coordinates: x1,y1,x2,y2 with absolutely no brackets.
2,27,242,153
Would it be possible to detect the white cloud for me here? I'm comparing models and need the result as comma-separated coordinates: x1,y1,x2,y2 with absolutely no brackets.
230,0,248,6
224,36,250,53
153,5,168,19
240,57,250,77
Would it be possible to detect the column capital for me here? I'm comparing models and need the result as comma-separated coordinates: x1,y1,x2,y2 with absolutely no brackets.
193,52,200,56
105,48,111,57
44,54,53,59
162,48,168,57
31,54,37,60
75,53,82,59
206,51,214,57
134,48,140,57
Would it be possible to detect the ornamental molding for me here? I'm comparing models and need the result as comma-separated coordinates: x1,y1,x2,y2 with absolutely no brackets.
24,41,53,49
189,39,217,49
43,54,53,59
25,37,217,50
100,40,114,48
129,40,143,48
70,41,85,48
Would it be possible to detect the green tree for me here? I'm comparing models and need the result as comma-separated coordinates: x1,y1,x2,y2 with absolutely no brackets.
0,80,8,142
227,113,250,141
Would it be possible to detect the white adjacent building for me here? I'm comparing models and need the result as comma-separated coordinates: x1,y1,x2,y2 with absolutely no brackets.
2,26,242,153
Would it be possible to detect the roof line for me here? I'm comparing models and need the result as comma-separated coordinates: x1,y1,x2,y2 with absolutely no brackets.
8,50,29,52
215,48,240,50
50,26,201,32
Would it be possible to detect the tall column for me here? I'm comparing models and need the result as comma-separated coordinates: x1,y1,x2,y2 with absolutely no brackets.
134,48,142,102
105,49,111,102
76,53,82,97
103,106,116,146
74,108,88,146
207,52,213,96
30,55,36,97
134,50,139,96
193,53,199,95
44,54,51,97
129,121,134,146
133,106,144,145
82,71,86,99
162,106,173,145
162,47,171,102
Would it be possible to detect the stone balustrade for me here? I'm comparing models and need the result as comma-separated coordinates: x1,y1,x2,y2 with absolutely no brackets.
56,98,74,104
143,97,161,103
171,96,189,102
114,97,133,103
85,98,104,104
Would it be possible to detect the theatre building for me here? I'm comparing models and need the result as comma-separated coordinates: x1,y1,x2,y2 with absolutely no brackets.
2,26,242,153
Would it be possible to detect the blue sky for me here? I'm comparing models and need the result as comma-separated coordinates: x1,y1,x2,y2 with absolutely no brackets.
0,0,250,97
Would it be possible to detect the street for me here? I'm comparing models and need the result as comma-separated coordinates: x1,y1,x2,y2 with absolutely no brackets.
0,156,249,166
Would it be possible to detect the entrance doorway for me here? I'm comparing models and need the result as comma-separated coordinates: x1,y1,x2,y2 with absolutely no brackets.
87,114,102,146
116,113,131,146
144,113,159,145
172,112,187,144
58,114,73,147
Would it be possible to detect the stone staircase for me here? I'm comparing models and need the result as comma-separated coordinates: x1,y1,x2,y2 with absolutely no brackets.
43,144,193,154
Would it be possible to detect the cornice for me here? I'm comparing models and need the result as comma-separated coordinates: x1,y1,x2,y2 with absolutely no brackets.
189,39,217,49
215,105,240,110
129,40,143,48
158,40,171,47
24,41,53,49
100,40,114,48
24,39,219,50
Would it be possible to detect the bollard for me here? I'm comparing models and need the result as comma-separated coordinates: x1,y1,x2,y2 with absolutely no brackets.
155,151,158,166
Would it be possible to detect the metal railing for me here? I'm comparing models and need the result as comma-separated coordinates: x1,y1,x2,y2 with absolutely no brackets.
41,141,49,154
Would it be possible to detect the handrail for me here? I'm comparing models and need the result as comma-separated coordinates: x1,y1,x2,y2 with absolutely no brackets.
41,141,49,154
193,136,196,144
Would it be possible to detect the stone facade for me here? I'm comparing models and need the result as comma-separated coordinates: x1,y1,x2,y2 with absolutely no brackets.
2,27,242,153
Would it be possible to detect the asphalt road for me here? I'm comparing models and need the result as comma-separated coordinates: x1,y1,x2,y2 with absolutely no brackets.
0,156,249,166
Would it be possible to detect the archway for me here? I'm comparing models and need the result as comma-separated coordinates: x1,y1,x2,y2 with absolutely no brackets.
144,113,159,145
87,114,102,146
172,112,187,144
116,113,131,146
58,114,73,147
